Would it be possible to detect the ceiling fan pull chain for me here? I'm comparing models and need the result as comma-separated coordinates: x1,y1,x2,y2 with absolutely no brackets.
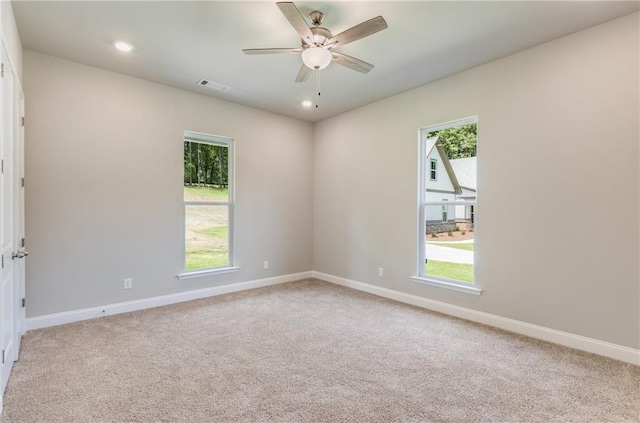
316,69,320,109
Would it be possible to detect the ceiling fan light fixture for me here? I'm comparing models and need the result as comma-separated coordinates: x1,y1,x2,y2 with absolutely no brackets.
301,47,332,70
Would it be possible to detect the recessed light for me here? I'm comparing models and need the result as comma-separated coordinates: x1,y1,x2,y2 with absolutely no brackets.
114,41,134,52
301,100,313,108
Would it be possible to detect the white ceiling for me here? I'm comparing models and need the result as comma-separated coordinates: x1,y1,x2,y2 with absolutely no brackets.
13,1,639,122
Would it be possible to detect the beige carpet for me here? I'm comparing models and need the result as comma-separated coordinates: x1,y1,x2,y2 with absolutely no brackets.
3,279,639,422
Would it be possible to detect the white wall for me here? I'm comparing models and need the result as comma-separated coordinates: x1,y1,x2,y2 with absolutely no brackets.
313,13,639,349
1,1,22,82
23,51,313,317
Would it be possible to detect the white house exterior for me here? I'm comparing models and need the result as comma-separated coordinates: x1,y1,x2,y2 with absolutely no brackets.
425,137,476,232
450,157,476,227
424,137,460,229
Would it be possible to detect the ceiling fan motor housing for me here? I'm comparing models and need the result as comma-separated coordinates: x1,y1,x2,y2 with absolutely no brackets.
309,26,332,46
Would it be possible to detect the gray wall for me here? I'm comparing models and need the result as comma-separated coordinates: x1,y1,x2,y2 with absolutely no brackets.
22,13,640,350
24,51,313,317
313,13,639,349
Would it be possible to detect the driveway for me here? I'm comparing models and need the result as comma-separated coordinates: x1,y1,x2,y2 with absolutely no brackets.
426,242,474,264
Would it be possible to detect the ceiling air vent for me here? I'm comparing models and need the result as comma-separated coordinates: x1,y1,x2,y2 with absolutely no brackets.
197,79,231,93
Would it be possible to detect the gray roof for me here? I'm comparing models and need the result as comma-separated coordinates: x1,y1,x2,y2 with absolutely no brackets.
450,157,477,191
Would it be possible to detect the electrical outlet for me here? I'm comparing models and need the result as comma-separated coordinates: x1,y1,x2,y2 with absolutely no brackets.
123,278,133,290
378,268,384,277
263,261,269,270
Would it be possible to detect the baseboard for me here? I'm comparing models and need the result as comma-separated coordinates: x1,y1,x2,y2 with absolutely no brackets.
312,271,640,366
25,270,639,365
26,271,313,331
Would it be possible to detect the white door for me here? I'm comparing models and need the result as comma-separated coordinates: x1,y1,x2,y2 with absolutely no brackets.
13,82,26,359
0,45,16,393
0,45,24,394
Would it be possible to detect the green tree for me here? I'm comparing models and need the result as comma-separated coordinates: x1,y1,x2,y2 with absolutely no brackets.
184,141,197,185
184,141,229,188
199,143,214,185
206,145,227,188
427,123,477,160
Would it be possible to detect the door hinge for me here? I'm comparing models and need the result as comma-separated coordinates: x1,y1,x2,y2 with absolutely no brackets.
21,238,25,248
21,177,24,188
21,116,24,127
1,254,3,269
2,350,4,364
1,159,3,174
1,63,4,78
21,298,25,308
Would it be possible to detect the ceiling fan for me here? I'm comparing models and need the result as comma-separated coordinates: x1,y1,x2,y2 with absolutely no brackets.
243,2,388,83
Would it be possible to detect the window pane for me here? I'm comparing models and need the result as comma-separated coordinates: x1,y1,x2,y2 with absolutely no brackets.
422,120,476,285
185,205,229,270
424,204,474,283
184,141,229,202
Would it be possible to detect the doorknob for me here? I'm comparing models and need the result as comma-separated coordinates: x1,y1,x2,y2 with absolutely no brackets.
11,250,29,260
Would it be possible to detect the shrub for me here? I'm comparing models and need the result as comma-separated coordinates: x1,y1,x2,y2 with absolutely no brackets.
430,232,439,238
447,231,453,236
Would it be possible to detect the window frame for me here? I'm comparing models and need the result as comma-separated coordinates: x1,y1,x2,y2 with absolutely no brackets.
413,116,481,295
430,159,437,181
178,131,238,280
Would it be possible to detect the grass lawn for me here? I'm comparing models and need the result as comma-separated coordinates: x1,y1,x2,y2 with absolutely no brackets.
185,226,229,270
427,242,474,252
184,185,228,202
186,250,228,270
184,185,229,270
196,226,228,239
426,260,474,283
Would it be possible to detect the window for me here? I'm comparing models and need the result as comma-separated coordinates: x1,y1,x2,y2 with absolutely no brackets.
442,199,448,222
182,131,235,275
430,159,437,180
413,117,480,295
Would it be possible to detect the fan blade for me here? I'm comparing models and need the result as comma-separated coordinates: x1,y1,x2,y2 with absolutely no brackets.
277,2,314,45
243,48,301,55
295,65,312,82
332,51,374,73
328,16,388,48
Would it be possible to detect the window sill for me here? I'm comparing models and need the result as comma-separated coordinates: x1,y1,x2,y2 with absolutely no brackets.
177,266,240,281
411,276,482,296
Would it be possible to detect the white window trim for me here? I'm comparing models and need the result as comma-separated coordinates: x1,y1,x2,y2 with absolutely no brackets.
416,116,480,295
180,130,237,279
411,276,482,295
177,266,239,281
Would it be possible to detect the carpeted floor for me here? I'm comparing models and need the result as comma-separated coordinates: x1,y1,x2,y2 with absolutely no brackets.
2,279,639,422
